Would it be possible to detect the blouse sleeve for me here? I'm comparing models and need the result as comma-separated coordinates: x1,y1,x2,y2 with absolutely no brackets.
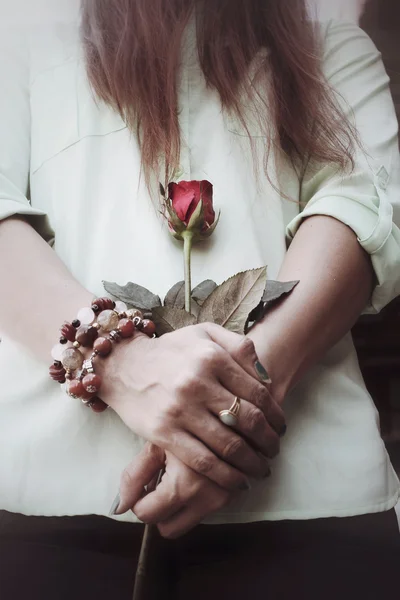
286,20,400,314
0,25,50,237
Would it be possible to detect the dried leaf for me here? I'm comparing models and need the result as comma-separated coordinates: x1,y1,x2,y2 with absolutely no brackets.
245,280,299,333
159,182,166,198
191,280,217,306
103,281,161,311
190,299,201,319
262,280,299,305
198,268,267,334
164,281,185,309
152,306,196,336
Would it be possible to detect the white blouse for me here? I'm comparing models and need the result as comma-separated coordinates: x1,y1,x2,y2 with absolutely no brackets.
1,12,400,524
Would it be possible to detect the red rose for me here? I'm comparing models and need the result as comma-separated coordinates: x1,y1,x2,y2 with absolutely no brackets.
168,180,215,232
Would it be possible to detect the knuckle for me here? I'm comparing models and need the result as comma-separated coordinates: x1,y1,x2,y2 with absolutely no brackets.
198,345,223,369
191,454,216,476
163,397,184,421
174,373,198,397
237,336,256,359
246,407,266,432
221,436,246,461
249,385,269,411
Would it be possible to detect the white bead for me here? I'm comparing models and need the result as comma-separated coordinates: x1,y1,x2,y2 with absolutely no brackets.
77,307,95,325
115,301,128,313
51,343,65,362
219,412,238,427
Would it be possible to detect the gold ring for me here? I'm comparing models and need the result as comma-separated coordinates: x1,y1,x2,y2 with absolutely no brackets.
219,397,241,428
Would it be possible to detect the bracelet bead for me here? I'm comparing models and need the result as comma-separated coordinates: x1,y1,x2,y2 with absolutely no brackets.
77,307,96,325
49,363,67,383
76,324,98,347
62,347,84,371
93,337,112,357
61,322,77,342
88,397,109,413
82,373,102,394
141,319,156,337
50,298,157,414
97,310,119,332
91,297,115,313
118,318,135,338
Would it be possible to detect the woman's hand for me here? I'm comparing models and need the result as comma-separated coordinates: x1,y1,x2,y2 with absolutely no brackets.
100,322,285,491
115,443,239,539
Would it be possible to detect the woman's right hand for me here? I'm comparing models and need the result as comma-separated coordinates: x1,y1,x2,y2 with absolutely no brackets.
100,322,285,491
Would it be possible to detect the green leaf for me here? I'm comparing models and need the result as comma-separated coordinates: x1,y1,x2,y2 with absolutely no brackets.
152,306,196,336
164,281,185,309
187,199,204,231
165,199,185,235
262,280,299,305
191,280,217,306
159,182,166,197
103,281,161,311
198,267,267,334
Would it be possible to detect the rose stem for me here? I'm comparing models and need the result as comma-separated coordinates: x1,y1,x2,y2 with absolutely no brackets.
182,231,194,313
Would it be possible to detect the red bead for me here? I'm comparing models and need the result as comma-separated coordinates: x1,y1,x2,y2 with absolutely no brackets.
82,373,102,394
75,325,98,347
142,319,156,337
61,322,76,342
91,297,115,313
49,364,67,382
68,380,94,400
88,397,109,413
93,337,113,357
68,379,87,399
118,318,135,338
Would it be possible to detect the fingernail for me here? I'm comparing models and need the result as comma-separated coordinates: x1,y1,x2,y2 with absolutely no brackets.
109,492,120,516
279,424,287,438
255,361,271,383
239,481,252,491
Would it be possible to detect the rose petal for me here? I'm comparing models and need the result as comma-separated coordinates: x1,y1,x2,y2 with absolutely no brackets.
169,181,199,225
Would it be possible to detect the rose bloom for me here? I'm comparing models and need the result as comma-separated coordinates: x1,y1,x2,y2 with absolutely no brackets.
168,180,215,232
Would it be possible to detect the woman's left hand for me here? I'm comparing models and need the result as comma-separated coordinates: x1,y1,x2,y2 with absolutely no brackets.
114,442,242,539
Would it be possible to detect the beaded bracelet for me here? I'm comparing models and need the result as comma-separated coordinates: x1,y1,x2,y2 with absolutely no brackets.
49,297,156,413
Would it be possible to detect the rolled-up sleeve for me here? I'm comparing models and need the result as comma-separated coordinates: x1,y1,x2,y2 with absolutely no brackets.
286,20,400,313
0,25,49,234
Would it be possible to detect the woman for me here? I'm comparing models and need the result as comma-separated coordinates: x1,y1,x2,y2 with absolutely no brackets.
0,0,399,598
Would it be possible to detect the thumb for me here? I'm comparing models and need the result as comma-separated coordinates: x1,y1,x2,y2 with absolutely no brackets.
113,443,166,515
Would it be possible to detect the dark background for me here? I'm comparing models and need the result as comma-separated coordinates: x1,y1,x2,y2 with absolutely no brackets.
354,0,400,474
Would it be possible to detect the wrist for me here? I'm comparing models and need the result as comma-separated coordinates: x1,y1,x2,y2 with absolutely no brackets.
247,321,298,405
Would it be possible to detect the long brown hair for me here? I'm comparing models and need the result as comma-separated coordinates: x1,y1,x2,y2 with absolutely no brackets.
81,0,355,183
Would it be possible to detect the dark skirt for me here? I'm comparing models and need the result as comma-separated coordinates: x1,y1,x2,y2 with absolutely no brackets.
0,509,399,600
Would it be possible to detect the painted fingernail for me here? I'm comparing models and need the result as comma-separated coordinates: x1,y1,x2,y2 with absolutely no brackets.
109,492,120,516
255,361,271,383
279,424,287,438
239,481,252,491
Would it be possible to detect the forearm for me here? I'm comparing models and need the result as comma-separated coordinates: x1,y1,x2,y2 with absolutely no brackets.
0,217,93,363
248,215,374,402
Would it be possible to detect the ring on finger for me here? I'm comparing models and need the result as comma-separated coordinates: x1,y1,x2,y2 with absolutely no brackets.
219,397,241,428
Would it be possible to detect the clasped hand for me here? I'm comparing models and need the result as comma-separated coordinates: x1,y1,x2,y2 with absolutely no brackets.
101,323,285,535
